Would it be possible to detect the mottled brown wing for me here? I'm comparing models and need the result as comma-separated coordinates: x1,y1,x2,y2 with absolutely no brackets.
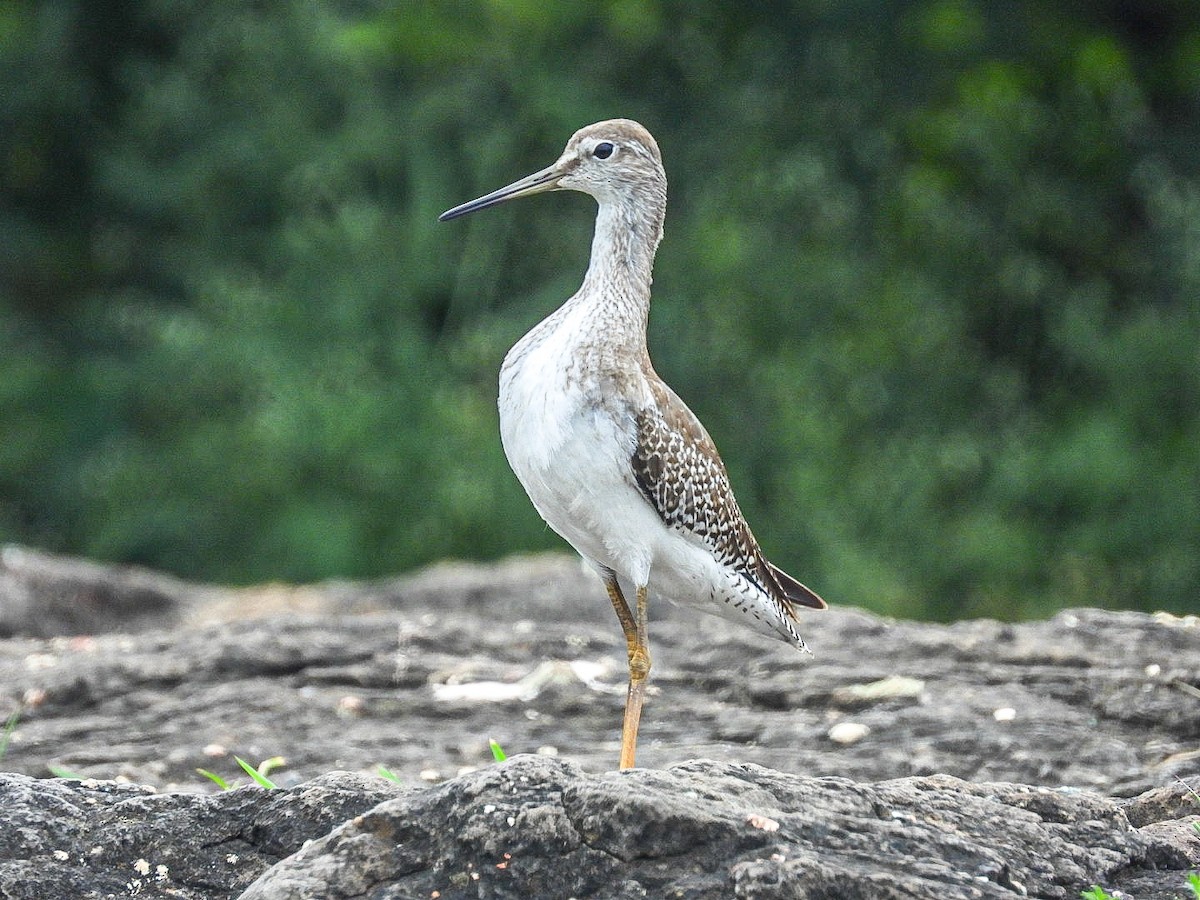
630,379,826,613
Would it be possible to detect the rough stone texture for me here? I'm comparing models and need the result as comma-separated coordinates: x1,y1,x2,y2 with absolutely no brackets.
0,546,1198,898
0,771,405,898
0,546,188,639
0,761,1194,900
239,757,1200,900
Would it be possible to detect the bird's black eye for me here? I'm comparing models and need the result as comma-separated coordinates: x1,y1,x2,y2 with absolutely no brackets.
593,141,615,160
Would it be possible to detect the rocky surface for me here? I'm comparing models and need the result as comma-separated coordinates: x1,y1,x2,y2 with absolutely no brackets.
0,770,403,898
0,545,1198,898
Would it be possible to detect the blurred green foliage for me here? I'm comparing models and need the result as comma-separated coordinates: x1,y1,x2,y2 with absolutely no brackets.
1,0,1198,620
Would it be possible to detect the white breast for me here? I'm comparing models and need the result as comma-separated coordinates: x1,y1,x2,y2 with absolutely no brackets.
498,316,585,476
498,307,661,582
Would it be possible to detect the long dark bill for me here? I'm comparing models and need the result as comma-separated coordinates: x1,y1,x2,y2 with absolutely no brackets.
438,167,562,222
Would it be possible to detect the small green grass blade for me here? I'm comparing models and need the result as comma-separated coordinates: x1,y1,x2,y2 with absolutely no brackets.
257,755,286,778
1080,887,1115,900
377,765,400,783
1186,871,1200,900
488,739,507,762
196,768,232,790
235,756,278,789
47,765,83,780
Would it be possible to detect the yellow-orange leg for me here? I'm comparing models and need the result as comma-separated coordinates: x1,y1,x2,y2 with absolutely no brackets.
602,573,651,770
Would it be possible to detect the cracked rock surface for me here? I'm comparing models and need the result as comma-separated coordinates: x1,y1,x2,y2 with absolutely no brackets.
0,546,1198,898
239,757,1200,900
0,771,403,898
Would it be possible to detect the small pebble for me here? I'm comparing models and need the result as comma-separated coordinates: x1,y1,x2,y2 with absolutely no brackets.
337,695,365,716
828,722,871,745
746,813,780,832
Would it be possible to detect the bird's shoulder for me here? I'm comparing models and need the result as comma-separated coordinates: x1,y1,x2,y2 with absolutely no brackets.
629,369,827,615
633,376,723,483
630,371,758,562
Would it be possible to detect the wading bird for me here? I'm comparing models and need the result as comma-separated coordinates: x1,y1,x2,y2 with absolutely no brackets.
439,119,826,769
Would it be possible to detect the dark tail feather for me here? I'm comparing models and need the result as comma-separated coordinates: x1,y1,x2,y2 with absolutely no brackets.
766,561,827,611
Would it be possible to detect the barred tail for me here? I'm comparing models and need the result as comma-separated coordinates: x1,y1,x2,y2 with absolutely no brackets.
765,561,827,612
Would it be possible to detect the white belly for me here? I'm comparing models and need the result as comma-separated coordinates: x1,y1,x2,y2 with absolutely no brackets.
497,312,785,642
498,322,665,585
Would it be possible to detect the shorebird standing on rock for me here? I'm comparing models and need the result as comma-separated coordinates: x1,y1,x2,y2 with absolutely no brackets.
439,119,827,769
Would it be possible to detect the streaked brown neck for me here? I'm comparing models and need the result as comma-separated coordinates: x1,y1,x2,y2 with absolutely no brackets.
575,190,666,359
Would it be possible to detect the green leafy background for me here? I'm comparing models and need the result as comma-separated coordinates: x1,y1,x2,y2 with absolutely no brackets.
2,0,1198,620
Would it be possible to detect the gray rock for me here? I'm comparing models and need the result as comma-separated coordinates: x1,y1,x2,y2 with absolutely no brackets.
0,771,404,899
2,556,1196,795
0,546,185,638
0,760,1195,900
0,549,1198,898
235,757,1198,899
